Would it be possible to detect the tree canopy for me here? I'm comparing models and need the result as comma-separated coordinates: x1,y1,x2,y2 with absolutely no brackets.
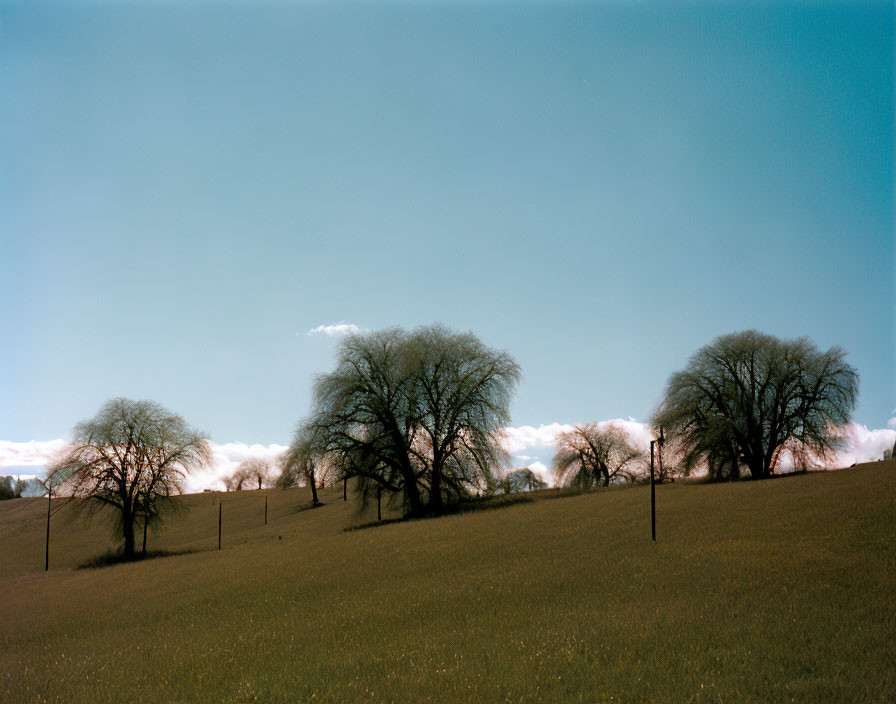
501,468,547,494
308,324,521,516
552,423,643,488
226,457,274,491
49,398,211,557
651,330,859,480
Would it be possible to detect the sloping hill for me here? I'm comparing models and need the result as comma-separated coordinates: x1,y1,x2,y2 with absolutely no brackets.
0,479,400,577
1,462,894,702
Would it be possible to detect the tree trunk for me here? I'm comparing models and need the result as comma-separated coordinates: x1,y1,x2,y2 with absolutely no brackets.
404,480,425,517
309,467,319,504
429,462,443,513
142,516,148,557
123,513,136,559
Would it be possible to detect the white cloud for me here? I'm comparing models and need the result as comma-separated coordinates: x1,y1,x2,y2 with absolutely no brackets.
528,461,550,482
499,419,657,486
824,423,896,468
0,439,289,494
192,442,290,493
0,439,69,468
499,423,574,454
888,414,896,429
307,321,360,337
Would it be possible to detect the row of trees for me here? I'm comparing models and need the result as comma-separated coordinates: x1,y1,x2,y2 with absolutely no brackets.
45,325,860,557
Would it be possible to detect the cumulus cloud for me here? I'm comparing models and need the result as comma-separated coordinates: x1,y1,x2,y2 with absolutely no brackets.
500,423,574,454
307,321,360,337
0,439,69,468
527,461,550,482
185,442,290,493
825,423,896,468
888,413,896,429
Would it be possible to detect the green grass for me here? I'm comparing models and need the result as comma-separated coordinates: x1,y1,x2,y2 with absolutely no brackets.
1,463,893,702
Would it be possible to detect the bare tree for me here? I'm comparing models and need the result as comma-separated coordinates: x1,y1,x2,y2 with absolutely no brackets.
501,468,547,494
651,330,859,480
552,424,643,488
48,398,211,559
227,457,273,491
278,426,326,505
309,324,521,516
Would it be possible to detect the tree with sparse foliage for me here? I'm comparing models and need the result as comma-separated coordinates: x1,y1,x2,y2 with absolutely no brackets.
278,426,327,505
226,457,273,491
309,324,521,517
652,330,859,480
501,468,547,494
48,398,211,558
552,423,643,488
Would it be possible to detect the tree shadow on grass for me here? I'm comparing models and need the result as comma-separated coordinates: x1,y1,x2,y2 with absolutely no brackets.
78,548,197,570
345,493,535,532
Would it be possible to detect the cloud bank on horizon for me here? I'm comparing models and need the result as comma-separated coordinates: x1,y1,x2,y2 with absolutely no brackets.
3,416,894,493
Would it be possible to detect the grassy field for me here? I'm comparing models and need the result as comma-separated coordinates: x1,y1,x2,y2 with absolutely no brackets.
1,462,893,702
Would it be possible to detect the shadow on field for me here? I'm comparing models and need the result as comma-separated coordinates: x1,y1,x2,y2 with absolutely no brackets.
293,501,325,514
345,493,534,532
78,548,197,570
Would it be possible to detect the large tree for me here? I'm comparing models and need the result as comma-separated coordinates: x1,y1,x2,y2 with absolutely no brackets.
49,398,211,558
552,423,643,488
309,324,521,517
652,330,859,480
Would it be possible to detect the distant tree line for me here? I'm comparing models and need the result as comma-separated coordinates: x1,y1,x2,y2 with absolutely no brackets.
41,325,860,557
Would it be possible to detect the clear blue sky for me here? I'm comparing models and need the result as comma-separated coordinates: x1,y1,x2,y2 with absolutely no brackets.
1,1,893,445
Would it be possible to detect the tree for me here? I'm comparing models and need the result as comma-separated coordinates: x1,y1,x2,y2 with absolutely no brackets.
226,457,273,491
309,324,521,516
49,398,211,558
651,330,859,480
552,423,643,488
278,426,327,505
0,476,28,500
501,468,547,494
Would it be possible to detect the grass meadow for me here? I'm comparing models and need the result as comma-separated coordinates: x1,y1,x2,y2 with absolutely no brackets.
1,462,893,702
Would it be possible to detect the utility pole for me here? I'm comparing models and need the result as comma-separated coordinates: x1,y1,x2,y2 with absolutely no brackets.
218,501,222,550
650,440,656,542
45,485,51,571
264,495,268,526
649,428,665,543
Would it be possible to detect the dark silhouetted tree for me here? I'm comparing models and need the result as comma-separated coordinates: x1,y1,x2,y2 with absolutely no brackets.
501,468,547,494
309,324,521,516
49,398,211,558
651,330,859,480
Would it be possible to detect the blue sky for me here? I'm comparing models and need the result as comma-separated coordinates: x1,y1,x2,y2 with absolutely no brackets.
1,1,893,447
